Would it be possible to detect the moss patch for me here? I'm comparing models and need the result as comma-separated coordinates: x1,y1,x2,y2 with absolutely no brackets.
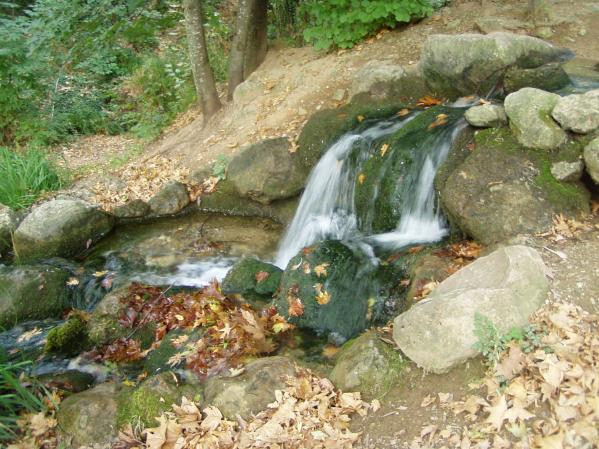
45,314,90,356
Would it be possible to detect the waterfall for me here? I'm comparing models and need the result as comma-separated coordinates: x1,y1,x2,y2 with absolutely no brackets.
275,110,466,268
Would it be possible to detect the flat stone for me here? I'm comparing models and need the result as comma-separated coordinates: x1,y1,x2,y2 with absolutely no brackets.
552,89,599,134
550,160,584,182
148,181,190,216
464,103,507,128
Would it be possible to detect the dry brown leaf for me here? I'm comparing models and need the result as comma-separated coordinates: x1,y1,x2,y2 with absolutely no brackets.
255,271,270,283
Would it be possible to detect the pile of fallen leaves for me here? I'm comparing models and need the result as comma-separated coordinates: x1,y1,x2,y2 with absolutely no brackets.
89,281,294,378
118,368,376,449
408,302,599,449
7,392,62,449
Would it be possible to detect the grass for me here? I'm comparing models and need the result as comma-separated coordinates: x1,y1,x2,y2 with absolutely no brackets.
0,147,63,210
0,360,45,442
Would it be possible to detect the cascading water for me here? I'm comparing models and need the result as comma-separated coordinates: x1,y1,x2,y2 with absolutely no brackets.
276,108,467,268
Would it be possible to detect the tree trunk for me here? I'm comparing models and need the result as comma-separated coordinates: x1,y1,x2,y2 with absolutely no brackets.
227,0,267,99
183,0,221,122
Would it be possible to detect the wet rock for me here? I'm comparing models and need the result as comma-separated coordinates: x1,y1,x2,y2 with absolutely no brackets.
148,181,190,216
584,137,599,184
439,128,589,245
464,104,507,128
221,257,282,300
13,199,114,262
421,32,569,98
504,88,566,150
57,382,120,448
117,372,198,428
144,328,203,375
0,265,72,327
349,62,428,102
228,138,306,204
551,89,599,134
503,62,570,93
36,369,94,393
330,330,404,400
0,204,19,256
45,314,89,356
406,253,454,302
393,245,549,373
112,199,151,219
204,356,297,419
550,160,584,182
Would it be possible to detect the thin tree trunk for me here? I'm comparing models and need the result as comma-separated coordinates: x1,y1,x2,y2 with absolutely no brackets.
227,0,267,99
183,0,221,122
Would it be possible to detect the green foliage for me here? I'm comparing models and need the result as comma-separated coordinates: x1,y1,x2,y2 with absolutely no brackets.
473,313,544,366
0,147,63,209
212,154,229,180
0,360,45,442
268,0,307,45
301,0,433,50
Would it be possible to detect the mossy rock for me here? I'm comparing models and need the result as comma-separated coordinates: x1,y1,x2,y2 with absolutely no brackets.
439,127,590,244
221,257,282,301
117,372,199,428
503,62,570,93
45,314,90,356
144,328,203,376
354,106,465,234
330,330,405,400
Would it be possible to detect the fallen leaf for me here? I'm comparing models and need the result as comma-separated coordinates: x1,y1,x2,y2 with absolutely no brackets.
66,278,79,286
288,297,304,317
397,108,411,117
315,290,331,305
314,263,329,278
255,271,270,283
380,143,389,157
417,96,443,107
358,173,365,185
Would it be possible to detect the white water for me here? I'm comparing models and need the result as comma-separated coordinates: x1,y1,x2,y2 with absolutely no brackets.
275,113,466,268
131,257,237,288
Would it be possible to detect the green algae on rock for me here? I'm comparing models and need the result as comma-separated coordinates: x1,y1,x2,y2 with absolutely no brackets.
45,314,90,356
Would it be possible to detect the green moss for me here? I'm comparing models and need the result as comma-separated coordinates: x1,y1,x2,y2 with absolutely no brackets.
144,328,202,375
221,257,282,299
45,315,89,356
534,160,590,213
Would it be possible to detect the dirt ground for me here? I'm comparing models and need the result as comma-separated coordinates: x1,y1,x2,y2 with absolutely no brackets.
57,0,599,209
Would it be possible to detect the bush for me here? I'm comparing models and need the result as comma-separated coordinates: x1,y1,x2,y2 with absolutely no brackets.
302,0,433,50
0,147,63,210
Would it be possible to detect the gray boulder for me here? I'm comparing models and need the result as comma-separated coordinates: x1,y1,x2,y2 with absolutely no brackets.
503,62,570,93
228,137,306,204
0,204,19,255
393,245,549,373
349,62,428,102
551,89,599,134
14,199,114,262
584,137,599,184
148,181,190,216
330,331,404,400
550,160,584,182
421,32,569,98
504,88,567,150
112,199,151,219
0,264,72,327
57,382,120,448
204,356,297,419
464,103,507,128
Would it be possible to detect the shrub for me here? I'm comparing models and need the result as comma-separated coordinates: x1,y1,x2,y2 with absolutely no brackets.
0,147,63,210
302,0,433,50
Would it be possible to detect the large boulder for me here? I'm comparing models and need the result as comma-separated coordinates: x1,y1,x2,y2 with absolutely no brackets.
393,245,549,373
438,128,589,245
464,103,507,128
421,32,570,98
228,138,306,204
0,264,72,327
330,330,405,400
349,62,429,102
551,89,599,134
504,88,567,150
0,204,19,256
221,257,282,300
584,137,599,184
148,181,190,216
57,382,120,448
204,356,297,419
503,62,570,93
14,199,114,262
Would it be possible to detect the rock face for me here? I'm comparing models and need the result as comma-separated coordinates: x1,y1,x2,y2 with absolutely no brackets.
584,137,599,184
204,356,297,419
552,89,599,134
0,265,72,327
330,331,404,400
228,138,306,204
57,382,120,448
349,62,428,102
148,181,190,216
439,128,589,245
464,104,507,128
550,160,584,182
504,88,567,150
503,62,570,93
14,199,114,262
393,246,549,373
421,32,569,97
0,204,19,255
221,257,282,300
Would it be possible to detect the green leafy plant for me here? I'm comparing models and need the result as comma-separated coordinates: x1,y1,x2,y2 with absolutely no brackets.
301,0,433,50
212,154,228,180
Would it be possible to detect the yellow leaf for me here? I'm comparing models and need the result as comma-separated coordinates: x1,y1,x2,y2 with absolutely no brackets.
358,173,365,185
175,314,185,321
314,263,329,277
66,278,79,286
122,379,136,387
397,108,410,117
273,322,294,334
93,270,108,277
316,290,331,305
380,143,389,157
357,115,365,122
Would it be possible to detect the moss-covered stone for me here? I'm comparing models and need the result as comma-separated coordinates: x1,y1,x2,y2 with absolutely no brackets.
144,328,203,375
45,314,90,356
503,62,570,93
330,330,405,400
221,257,282,300
117,372,198,428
